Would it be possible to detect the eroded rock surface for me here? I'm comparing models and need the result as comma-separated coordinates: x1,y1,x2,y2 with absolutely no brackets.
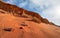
0,1,60,38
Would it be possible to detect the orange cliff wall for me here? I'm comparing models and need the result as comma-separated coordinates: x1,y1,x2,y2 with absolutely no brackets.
0,1,56,25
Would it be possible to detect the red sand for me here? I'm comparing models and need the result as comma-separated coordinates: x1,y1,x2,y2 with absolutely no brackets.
0,1,60,38
0,13,60,38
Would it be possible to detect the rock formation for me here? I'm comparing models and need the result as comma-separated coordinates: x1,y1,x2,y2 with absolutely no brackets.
0,1,56,25
0,1,60,38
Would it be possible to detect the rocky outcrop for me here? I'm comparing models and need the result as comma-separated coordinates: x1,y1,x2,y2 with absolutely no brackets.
0,1,60,38
0,12,60,38
0,1,56,25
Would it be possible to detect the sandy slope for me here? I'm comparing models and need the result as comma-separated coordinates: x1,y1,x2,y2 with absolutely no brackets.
0,1,60,38
0,13,60,38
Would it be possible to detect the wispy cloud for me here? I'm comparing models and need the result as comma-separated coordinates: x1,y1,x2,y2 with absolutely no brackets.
28,0,60,25
40,0,60,25
3,0,60,25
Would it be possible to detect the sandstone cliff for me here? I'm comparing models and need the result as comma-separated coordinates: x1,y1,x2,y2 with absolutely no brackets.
0,1,56,25
0,1,60,38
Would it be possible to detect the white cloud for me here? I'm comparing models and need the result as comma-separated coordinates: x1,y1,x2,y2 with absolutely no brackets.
5,0,16,4
18,2,27,7
28,0,60,25
19,0,60,25
40,0,60,25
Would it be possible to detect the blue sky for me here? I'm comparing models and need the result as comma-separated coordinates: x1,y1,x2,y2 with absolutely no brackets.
2,0,60,26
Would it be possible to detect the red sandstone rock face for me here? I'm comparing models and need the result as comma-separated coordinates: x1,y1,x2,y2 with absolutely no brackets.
0,1,56,25
0,1,60,38
0,13,60,38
